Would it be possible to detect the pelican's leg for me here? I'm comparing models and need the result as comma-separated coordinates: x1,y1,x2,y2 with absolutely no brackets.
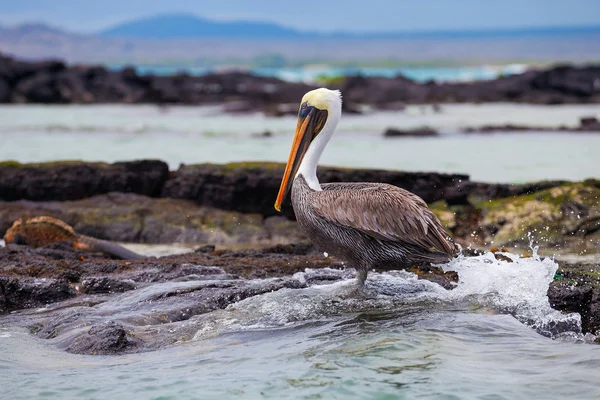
356,268,368,288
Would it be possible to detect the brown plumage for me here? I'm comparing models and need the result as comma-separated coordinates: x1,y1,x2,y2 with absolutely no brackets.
292,178,457,286
3,216,144,260
316,182,456,255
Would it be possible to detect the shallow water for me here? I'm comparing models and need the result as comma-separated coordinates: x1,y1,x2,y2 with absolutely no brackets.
1,251,598,399
0,103,599,182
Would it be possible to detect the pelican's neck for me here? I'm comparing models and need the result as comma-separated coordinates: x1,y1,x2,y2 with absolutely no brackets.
295,106,341,191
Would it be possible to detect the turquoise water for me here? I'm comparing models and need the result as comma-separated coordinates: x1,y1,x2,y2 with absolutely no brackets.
112,64,528,83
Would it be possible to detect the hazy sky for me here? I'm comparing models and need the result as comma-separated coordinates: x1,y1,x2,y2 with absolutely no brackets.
1,0,600,33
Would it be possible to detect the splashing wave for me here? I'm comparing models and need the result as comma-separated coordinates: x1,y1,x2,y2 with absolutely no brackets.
189,250,581,342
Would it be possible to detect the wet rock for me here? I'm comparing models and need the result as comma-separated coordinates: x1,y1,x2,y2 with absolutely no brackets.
80,277,136,294
550,262,600,335
579,116,600,131
383,127,438,137
462,117,600,133
0,276,74,313
66,321,139,355
0,160,169,202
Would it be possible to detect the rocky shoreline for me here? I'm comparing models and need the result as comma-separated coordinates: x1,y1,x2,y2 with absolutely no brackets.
1,160,599,352
1,160,598,250
1,240,598,355
1,53,599,109
383,116,600,137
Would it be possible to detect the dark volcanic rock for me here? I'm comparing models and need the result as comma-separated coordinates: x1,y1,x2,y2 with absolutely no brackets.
549,262,600,335
0,160,169,202
0,53,314,106
336,65,600,106
66,321,138,355
0,160,579,227
579,116,600,131
161,162,469,218
548,282,593,315
80,276,136,294
0,77,10,102
1,53,599,106
383,127,439,137
0,276,74,313
463,116,600,134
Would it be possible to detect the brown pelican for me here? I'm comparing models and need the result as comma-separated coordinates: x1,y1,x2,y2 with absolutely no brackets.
274,88,457,286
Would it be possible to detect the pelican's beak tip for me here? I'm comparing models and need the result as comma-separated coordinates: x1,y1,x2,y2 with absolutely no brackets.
274,203,281,212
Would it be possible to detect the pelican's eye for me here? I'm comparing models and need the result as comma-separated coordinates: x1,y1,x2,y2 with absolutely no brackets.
299,101,310,118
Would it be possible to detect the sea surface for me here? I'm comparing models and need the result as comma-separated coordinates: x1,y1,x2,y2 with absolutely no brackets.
0,103,599,182
0,249,599,399
118,64,529,84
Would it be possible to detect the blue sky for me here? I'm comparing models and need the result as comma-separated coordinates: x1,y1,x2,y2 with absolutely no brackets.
1,0,600,33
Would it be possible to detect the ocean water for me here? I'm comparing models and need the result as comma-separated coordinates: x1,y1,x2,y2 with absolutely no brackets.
0,103,599,182
121,64,529,83
1,250,598,399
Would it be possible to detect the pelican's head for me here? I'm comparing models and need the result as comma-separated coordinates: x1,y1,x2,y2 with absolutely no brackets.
274,88,342,212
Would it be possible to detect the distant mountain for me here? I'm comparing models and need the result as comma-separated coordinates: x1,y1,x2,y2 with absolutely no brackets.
98,13,600,40
2,18,600,66
0,22,84,42
100,13,308,39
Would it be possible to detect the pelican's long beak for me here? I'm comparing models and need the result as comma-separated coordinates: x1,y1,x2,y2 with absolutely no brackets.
274,107,321,212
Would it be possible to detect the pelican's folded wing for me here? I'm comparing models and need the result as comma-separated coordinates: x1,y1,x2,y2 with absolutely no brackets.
313,183,456,255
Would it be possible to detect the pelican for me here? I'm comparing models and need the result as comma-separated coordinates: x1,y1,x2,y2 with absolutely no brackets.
274,88,457,286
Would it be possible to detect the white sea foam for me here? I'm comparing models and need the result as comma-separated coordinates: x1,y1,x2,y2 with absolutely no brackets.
191,250,581,341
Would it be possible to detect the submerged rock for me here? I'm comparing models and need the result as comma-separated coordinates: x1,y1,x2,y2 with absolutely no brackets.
65,321,138,355
383,127,439,137
462,116,600,133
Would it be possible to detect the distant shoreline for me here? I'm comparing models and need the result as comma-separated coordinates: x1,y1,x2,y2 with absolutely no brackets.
1,53,599,108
